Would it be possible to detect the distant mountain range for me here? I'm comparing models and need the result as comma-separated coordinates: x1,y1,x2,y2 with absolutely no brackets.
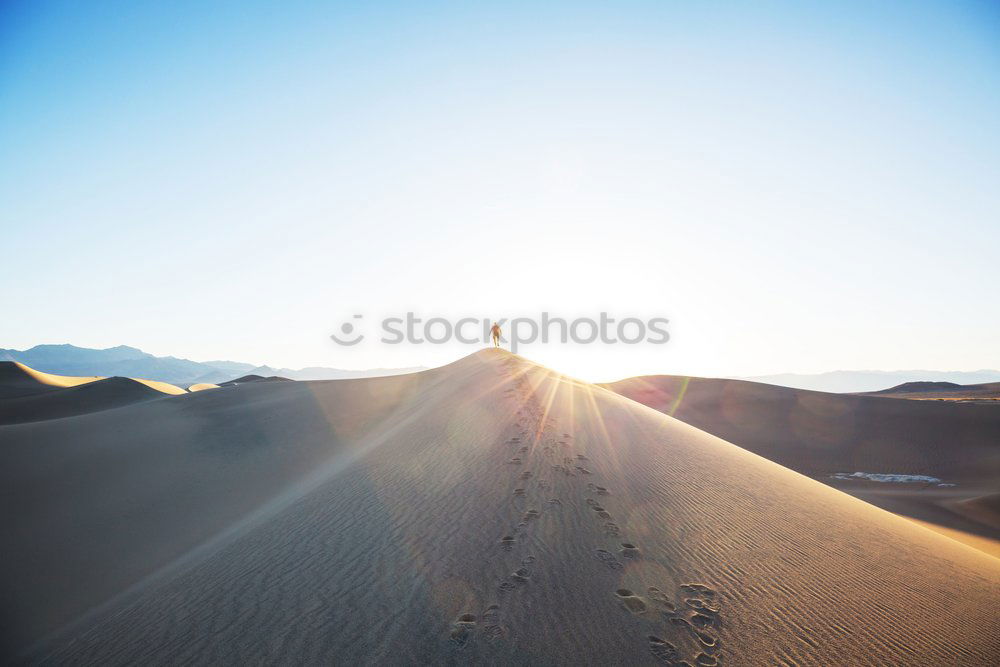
0,344,424,387
741,369,1000,394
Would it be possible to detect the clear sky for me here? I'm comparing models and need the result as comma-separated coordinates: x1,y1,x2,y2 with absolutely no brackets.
2,0,998,381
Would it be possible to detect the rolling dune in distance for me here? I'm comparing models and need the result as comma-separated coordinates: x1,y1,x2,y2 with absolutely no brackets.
862,381,1000,402
2,351,999,665
602,374,1000,558
0,362,102,399
0,362,186,425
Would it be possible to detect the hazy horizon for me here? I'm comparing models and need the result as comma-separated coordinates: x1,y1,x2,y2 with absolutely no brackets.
4,341,1000,389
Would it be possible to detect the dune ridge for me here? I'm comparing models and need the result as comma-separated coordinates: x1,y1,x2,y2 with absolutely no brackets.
0,361,101,399
0,362,186,425
2,351,999,664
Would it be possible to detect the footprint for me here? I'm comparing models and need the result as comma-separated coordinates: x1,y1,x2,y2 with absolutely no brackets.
482,605,500,623
513,488,526,497
498,580,516,594
614,589,647,613
576,454,589,461
520,471,533,480
604,522,621,536
450,613,477,647
548,498,562,505
685,598,706,610
511,567,531,583
518,446,529,453
521,555,536,565
695,631,717,648
588,504,613,520
681,584,716,597
695,653,718,666
595,549,624,570
500,535,516,551
575,466,592,475
648,636,679,663
481,605,504,641
670,617,691,628
523,509,540,521
508,458,522,465
647,587,676,612
692,613,714,627
597,510,612,519
620,543,641,558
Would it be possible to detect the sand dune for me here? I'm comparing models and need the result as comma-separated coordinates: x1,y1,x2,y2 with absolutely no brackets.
0,376,174,426
604,374,1000,558
218,373,293,386
2,351,999,664
0,362,185,425
186,383,220,392
863,381,1000,402
130,378,187,395
0,361,101,399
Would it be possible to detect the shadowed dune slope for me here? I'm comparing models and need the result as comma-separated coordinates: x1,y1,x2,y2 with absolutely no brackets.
602,375,1000,557
0,361,100,399
218,374,292,386
0,362,187,424
602,375,1000,483
863,381,1000,401
2,351,999,665
0,376,174,425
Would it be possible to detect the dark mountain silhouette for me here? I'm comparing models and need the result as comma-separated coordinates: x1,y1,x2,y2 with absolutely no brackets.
0,344,423,386
741,369,1000,393
219,374,293,386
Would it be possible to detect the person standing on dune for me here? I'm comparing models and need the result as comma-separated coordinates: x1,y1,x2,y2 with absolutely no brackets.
490,322,502,348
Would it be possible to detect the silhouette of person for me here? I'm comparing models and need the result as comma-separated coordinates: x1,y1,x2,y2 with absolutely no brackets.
490,322,502,348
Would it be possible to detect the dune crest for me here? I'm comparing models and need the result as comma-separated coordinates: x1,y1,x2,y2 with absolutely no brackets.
0,361,102,399
2,350,998,664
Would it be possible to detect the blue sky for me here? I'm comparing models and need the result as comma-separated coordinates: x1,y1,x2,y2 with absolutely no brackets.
2,0,998,380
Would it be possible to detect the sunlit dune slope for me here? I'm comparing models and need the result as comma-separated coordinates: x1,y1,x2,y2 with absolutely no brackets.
0,362,186,424
0,361,101,399
2,351,998,665
0,376,175,425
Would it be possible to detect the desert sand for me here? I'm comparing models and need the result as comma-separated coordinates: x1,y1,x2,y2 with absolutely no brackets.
603,374,1000,559
0,362,185,425
2,350,999,664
